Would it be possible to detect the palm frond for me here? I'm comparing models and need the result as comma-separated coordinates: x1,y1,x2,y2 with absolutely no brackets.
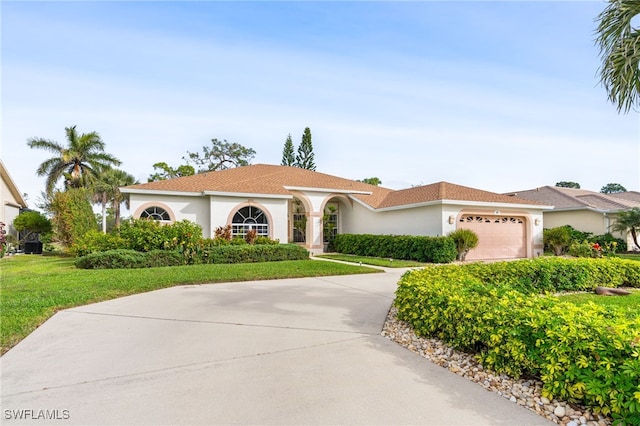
596,0,640,113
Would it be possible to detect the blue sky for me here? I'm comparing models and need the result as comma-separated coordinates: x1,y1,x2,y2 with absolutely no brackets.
2,1,639,210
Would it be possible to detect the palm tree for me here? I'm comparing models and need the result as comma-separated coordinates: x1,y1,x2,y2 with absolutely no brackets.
596,0,640,113
92,173,116,234
102,168,137,229
27,125,121,195
610,207,640,250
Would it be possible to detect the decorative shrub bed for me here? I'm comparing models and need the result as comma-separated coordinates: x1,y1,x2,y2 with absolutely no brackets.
395,257,640,422
76,244,309,269
333,234,457,263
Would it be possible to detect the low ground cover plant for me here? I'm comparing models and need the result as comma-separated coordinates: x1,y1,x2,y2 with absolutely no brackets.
333,234,456,263
395,257,640,422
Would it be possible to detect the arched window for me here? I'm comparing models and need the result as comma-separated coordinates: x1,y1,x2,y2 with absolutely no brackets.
140,206,171,221
232,206,269,237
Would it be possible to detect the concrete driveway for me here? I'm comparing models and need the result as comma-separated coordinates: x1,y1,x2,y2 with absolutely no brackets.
0,267,549,425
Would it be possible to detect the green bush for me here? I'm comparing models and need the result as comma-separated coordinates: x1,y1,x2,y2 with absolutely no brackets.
71,230,128,257
117,219,203,254
394,257,640,421
448,229,479,261
202,244,308,264
333,234,456,263
75,249,149,269
568,240,598,258
76,245,309,269
543,226,572,256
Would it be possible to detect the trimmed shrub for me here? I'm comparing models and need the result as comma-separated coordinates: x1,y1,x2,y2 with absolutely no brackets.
202,244,308,264
75,249,149,269
394,257,640,421
333,234,456,263
448,229,479,261
76,245,309,269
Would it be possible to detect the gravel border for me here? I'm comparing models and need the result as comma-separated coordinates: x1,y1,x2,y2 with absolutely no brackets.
382,306,612,426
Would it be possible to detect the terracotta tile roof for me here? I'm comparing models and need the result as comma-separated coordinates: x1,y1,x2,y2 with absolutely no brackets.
507,186,640,211
125,164,545,209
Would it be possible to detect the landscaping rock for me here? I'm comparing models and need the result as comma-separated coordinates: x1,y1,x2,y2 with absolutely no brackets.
382,306,612,426
595,286,631,296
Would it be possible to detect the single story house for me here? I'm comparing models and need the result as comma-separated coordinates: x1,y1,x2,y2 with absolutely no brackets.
506,186,640,250
121,164,551,260
0,159,28,238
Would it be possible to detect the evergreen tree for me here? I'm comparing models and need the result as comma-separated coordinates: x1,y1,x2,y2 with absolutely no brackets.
281,134,295,166
295,127,316,171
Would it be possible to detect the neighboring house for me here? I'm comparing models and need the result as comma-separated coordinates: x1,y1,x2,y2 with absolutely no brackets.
121,164,550,260
1,160,29,238
506,186,640,251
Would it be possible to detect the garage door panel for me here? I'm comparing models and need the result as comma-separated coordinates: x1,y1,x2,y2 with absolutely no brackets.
458,215,526,260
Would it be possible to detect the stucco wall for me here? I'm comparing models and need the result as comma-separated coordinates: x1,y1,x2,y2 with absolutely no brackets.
341,202,445,236
130,194,210,236
1,177,23,237
209,196,289,242
129,193,290,242
544,210,610,236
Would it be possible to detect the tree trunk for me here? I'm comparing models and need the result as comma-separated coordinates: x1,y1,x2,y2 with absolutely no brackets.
101,193,107,234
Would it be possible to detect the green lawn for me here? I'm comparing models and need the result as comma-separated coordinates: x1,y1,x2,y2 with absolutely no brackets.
316,254,427,268
558,289,640,313
617,253,640,261
0,255,379,355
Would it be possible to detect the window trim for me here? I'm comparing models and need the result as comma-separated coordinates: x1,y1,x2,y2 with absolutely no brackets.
133,201,176,223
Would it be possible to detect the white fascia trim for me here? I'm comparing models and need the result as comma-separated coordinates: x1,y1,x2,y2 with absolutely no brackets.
203,191,291,199
438,200,555,211
550,206,618,213
120,188,202,197
284,186,372,195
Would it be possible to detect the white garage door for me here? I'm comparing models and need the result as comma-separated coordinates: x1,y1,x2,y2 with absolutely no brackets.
458,215,527,260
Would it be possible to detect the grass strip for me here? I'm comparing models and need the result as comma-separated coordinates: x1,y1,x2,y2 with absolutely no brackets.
557,289,640,313
0,255,379,354
316,254,426,268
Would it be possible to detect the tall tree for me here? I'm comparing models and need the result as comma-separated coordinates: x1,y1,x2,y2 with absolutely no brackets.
50,188,98,247
147,162,195,182
281,134,295,166
596,0,640,113
184,139,255,173
601,182,627,193
27,125,121,195
295,127,316,171
359,177,382,186
555,181,581,189
611,207,640,250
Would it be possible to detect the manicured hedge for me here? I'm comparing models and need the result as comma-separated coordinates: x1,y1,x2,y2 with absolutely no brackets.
75,244,309,269
395,257,640,422
75,249,184,269
333,234,456,263
201,244,308,264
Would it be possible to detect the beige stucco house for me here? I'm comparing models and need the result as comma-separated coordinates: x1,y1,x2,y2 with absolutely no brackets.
121,164,550,260
0,160,28,238
507,186,640,251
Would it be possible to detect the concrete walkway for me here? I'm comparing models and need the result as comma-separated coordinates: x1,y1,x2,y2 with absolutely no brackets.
0,267,550,425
